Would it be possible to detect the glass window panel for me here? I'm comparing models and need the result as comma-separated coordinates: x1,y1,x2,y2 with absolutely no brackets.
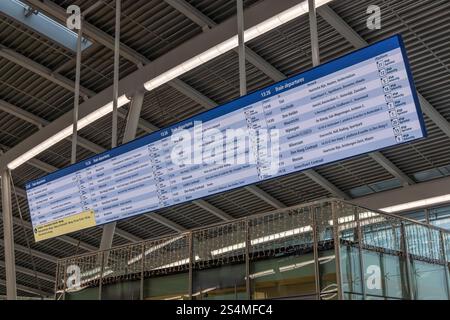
102,280,140,300
144,273,189,300
340,245,363,299
412,260,449,300
193,264,246,300
429,206,450,230
251,253,317,300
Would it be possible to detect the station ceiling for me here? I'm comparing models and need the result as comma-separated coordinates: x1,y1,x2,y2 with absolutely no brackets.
0,0,449,297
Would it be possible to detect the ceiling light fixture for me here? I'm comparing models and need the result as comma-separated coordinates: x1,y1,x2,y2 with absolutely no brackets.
7,95,130,170
380,194,450,213
143,0,333,91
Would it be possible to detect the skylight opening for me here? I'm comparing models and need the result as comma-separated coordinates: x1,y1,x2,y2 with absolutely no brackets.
0,0,92,52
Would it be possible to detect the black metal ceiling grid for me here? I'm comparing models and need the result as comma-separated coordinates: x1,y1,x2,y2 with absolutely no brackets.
0,13,70,71
69,227,104,248
187,0,262,25
315,155,395,193
0,62,76,124
0,265,54,295
178,50,274,106
0,109,36,149
32,137,96,172
116,215,174,240
140,84,206,129
10,163,45,188
61,45,138,94
205,188,275,219
156,202,223,229
246,13,354,80
77,111,127,151
0,241,56,279
54,0,202,62
256,172,332,207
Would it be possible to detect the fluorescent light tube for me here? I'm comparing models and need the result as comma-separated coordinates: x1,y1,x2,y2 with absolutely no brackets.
7,95,130,170
380,195,450,213
143,0,334,91
210,225,312,256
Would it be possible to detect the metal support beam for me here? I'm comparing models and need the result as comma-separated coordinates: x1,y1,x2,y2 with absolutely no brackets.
237,0,246,97
369,152,415,186
418,93,450,139
0,99,44,128
245,185,286,209
99,0,122,252
0,279,49,298
0,44,94,100
0,241,57,264
71,23,83,164
317,5,367,49
111,0,121,150
309,0,320,67
164,0,215,31
351,176,450,213
193,199,233,221
165,0,286,82
144,213,186,233
1,170,16,299
100,89,144,250
304,170,351,200
0,99,103,155
0,261,54,283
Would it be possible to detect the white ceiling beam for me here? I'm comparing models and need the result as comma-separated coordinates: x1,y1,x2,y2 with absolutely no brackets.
0,241,57,264
0,99,103,154
0,261,54,283
165,0,286,82
0,44,94,99
0,279,50,297
164,0,215,31
351,176,450,213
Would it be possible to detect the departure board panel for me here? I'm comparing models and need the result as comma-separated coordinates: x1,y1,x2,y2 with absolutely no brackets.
25,35,426,242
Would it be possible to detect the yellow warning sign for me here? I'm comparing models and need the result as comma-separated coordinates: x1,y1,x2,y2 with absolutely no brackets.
33,210,96,242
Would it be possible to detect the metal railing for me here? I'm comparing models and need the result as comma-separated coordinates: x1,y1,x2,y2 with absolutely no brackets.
54,198,450,300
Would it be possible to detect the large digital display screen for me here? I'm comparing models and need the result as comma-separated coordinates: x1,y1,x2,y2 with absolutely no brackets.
25,35,426,242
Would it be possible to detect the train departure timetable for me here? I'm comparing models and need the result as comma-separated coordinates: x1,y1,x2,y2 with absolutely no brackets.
25,35,426,242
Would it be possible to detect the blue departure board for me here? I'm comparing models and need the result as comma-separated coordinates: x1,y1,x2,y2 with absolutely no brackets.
25,35,426,241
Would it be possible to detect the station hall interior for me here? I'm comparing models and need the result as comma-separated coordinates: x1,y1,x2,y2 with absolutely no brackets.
0,0,449,300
